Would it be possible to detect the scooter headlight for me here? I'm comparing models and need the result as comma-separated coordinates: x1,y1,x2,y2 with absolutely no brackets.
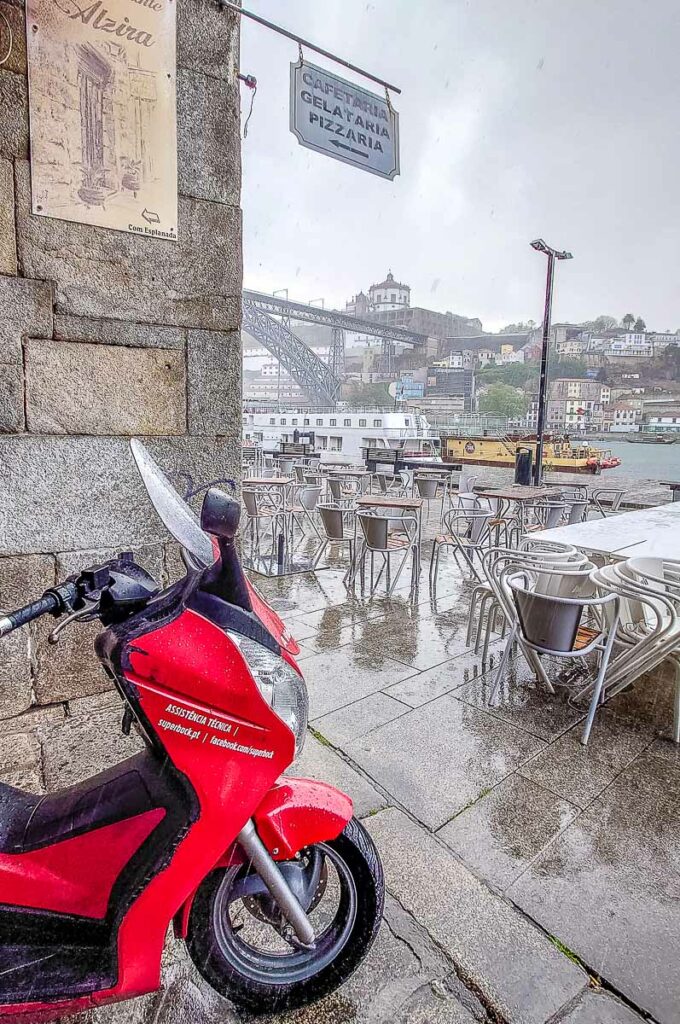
228,633,308,755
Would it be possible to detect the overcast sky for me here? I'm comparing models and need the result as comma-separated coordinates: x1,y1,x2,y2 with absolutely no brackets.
240,1,680,333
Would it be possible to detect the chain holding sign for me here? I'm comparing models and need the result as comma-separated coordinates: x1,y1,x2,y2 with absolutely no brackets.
26,0,178,240
290,59,399,180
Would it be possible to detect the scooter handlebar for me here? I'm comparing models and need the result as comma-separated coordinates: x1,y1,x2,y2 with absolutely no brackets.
0,583,78,638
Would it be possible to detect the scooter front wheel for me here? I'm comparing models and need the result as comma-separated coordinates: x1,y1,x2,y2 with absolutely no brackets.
186,816,384,1013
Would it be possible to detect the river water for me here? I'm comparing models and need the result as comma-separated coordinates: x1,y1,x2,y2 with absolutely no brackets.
469,438,679,505
597,438,680,484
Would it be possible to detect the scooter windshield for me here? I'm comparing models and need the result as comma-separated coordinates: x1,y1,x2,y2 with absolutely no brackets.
130,438,216,568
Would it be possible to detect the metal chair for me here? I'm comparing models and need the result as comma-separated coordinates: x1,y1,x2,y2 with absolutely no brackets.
327,477,357,508
523,498,569,532
565,498,590,524
459,470,479,493
376,472,406,497
414,474,443,523
313,503,355,578
500,569,620,745
430,508,493,586
288,485,322,540
587,558,680,743
262,455,277,478
470,543,591,687
242,487,287,561
590,488,625,518
399,469,414,495
353,510,418,598
483,494,520,547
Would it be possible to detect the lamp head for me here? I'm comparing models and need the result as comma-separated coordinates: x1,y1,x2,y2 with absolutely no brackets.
530,239,573,260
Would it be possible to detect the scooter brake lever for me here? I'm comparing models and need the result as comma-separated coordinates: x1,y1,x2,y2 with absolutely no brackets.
48,601,99,644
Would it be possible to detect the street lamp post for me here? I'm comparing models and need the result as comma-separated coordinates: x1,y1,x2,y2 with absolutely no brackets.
530,239,573,485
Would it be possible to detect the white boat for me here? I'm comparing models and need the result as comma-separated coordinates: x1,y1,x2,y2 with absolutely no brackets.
242,407,442,464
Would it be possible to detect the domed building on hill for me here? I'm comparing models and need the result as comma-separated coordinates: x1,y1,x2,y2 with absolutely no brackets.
368,271,410,311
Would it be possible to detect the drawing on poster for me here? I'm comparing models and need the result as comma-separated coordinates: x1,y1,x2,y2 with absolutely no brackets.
26,0,178,239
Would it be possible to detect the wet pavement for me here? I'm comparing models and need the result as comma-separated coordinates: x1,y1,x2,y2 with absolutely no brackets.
244,531,680,1024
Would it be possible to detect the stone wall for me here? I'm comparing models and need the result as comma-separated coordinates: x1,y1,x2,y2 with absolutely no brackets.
0,3,243,1011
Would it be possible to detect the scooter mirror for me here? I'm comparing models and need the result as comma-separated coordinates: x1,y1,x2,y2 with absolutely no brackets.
201,488,241,542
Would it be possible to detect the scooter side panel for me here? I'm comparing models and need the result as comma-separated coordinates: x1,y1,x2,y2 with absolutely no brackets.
0,809,164,919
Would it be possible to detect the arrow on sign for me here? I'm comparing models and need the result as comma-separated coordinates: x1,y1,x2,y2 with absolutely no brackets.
142,208,161,224
330,139,369,159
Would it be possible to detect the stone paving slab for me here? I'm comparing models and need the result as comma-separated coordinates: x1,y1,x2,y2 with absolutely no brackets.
601,665,678,743
295,601,392,631
252,896,474,1024
358,614,476,673
291,642,317,661
438,774,580,890
301,646,417,720
304,619,392,655
517,709,653,808
383,651,499,709
347,693,545,829
366,808,587,1024
557,987,646,1024
394,985,480,1024
289,619,319,643
508,750,680,1024
313,692,410,747
454,663,586,743
289,734,386,819
647,735,680,766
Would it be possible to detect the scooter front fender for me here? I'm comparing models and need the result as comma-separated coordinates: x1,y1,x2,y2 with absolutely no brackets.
252,776,353,860
173,777,352,938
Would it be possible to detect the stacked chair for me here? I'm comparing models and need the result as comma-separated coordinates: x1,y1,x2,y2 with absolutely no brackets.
584,557,680,743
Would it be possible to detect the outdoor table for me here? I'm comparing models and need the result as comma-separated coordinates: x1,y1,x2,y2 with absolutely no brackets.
243,477,294,487
476,485,555,533
539,503,680,560
327,467,373,496
476,485,555,501
351,495,425,596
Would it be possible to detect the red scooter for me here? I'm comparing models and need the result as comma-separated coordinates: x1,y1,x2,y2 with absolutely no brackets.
0,441,383,1021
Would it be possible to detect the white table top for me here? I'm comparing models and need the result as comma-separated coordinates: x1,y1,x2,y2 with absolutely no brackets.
539,504,680,559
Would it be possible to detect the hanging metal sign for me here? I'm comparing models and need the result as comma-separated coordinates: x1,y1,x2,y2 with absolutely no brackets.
290,59,399,180
25,0,178,240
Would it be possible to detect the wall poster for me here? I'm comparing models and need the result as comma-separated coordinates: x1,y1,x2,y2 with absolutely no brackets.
26,0,178,240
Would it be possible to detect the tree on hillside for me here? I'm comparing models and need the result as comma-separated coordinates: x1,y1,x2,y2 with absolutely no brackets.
634,317,646,332
500,321,536,333
592,315,618,331
622,313,635,330
479,383,528,419
548,357,589,380
476,363,537,388
660,346,680,381
342,381,391,408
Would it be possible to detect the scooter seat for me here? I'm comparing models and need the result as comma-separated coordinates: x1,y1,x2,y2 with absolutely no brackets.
0,751,167,854
0,785,41,854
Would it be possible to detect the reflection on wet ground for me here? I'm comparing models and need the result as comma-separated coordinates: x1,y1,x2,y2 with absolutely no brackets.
249,535,680,1024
